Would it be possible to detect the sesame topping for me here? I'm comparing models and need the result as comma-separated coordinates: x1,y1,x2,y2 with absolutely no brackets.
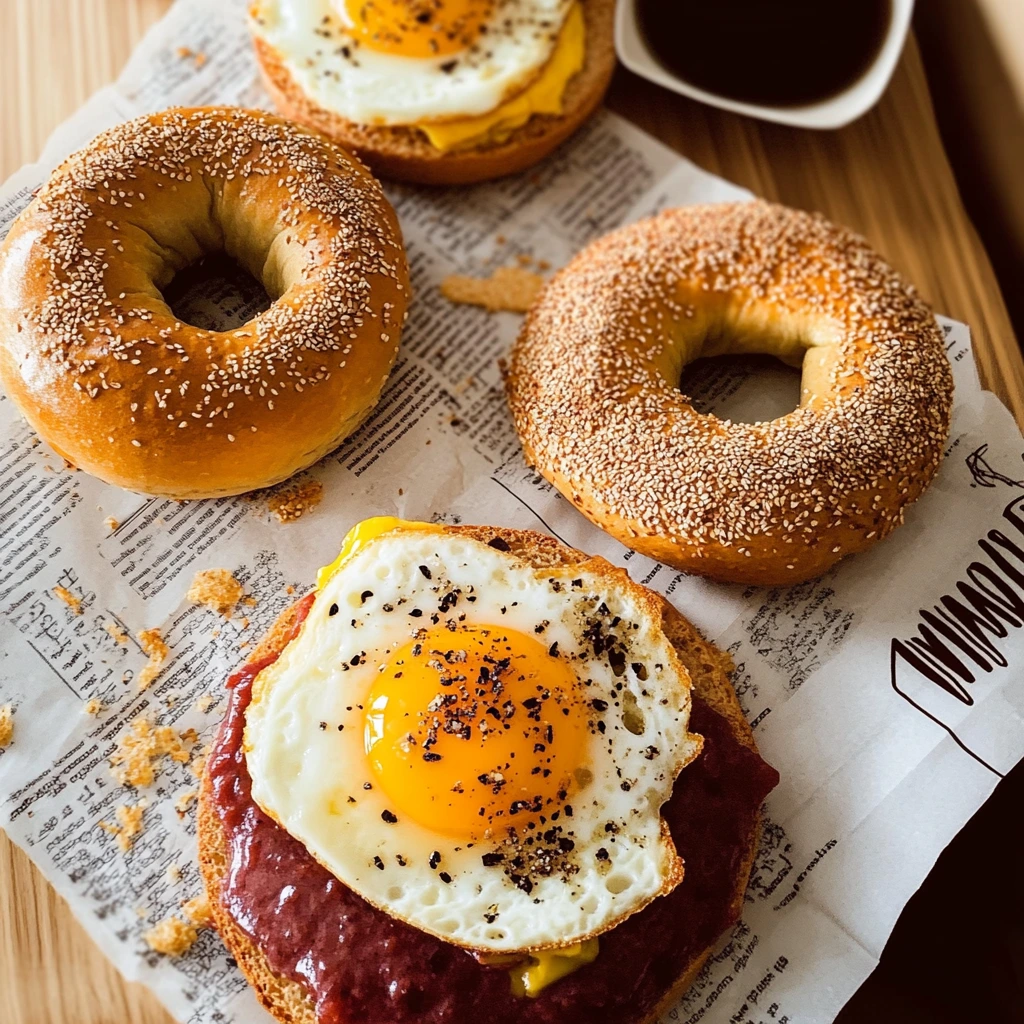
507,201,953,575
4,107,406,452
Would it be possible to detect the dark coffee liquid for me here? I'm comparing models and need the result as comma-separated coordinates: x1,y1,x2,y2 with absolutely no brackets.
636,0,892,108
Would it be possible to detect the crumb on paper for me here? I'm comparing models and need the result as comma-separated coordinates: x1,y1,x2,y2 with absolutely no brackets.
194,51,208,68
242,595,257,608
195,695,215,713
106,621,128,645
187,568,244,616
176,46,193,58
166,863,182,884
175,790,198,817
84,698,103,716
268,479,324,523
190,744,211,780
0,705,13,747
136,627,169,692
182,893,213,926
285,585,295,595
515,253,533,266
99,800,147,853
440,266,545,313
104,516,120,532
143,916,198,957
54,585,82,615
110,717,193,788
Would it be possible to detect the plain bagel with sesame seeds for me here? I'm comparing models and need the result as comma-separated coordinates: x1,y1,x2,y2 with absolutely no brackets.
506,201,954,585
0,106,409,498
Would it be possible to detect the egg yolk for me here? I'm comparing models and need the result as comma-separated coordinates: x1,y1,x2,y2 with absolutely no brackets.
364,625,586,838
342,0,494,58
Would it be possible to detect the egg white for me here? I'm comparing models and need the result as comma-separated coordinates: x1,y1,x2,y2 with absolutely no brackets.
250,0,574,126
244,528,701,953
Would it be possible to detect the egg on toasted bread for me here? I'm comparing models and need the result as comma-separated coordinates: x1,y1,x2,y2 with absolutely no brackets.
248,0,617,183
244,517,702,954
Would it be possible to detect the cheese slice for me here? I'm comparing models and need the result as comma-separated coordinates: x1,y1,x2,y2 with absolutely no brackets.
420,3,585,154
510,937,600,997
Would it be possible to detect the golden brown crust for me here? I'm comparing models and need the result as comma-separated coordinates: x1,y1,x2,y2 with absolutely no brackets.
251,0,616,185
199,525,763,1024
0,107,409,499
507,201,954,585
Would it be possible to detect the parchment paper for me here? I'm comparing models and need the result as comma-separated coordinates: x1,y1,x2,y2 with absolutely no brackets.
2,2,1023,1022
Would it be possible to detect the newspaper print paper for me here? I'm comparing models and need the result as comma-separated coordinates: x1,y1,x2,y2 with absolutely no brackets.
2,2,1023,1022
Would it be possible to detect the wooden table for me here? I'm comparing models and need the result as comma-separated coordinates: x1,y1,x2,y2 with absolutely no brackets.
1,3,1021,1023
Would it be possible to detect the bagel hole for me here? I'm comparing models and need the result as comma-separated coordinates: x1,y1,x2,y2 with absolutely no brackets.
162,252,271,331
678,353,802,424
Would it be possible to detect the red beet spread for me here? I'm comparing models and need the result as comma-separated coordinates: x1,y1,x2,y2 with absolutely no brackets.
208,593,780,1024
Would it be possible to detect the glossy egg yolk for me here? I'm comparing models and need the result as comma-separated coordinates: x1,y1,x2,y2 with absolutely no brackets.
364,625,587,838
342,0,494,58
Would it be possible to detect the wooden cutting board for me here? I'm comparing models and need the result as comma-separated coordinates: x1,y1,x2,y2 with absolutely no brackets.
1,3,1021,1023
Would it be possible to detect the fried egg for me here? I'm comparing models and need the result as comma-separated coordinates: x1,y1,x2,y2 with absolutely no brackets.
244,519,702,954
249,0,575,125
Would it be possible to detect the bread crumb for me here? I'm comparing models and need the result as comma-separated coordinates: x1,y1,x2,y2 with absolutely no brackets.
285,585,295,595
136,628,169,692
106,622,128,645
99,800,147,852
516,253,533,266
84,698,103,716
175,790,198,817
176,46,193,59
194,695,215,713
440,266,545,313
0,705,13,747
537,259,551,271
143,916,198,957
187,568,244,616
110,717,193,787
54,585,82,615
166,863,182,884
190,744,211,780
268,479,324,523
182,893,213,926
104,516,120,532
194,51,207,68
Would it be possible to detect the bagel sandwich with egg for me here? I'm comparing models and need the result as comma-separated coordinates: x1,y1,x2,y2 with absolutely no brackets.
198,519,779,1023
248,0,616,185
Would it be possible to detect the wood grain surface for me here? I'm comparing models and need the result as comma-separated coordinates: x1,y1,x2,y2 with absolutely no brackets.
1,3,1021,1024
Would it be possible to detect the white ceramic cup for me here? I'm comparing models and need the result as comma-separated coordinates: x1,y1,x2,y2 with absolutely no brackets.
614,0,915,130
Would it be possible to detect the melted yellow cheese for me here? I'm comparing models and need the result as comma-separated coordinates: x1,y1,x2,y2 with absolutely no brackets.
316,517,436,590
420,3,585,153
510,938,600,997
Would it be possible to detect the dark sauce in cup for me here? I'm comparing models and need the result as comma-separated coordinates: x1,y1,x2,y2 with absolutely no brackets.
635,0,893,108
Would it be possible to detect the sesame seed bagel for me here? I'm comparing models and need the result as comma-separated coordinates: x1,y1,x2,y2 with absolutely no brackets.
507,201,954,585
0,107,409,498
250,0,616,186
